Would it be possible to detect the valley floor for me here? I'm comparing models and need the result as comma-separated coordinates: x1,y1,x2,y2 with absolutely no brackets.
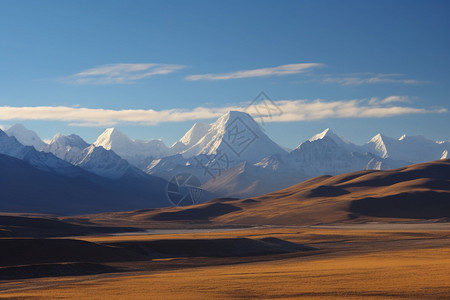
1,224,450,299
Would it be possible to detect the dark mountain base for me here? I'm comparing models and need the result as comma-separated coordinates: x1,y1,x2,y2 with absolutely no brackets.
0,263,120,280
0,236,314,280
151,202,242,221
0,215,140,237
105,238,316,258
349,191,450,219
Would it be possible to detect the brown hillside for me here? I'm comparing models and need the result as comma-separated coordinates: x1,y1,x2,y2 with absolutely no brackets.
66,159,450,227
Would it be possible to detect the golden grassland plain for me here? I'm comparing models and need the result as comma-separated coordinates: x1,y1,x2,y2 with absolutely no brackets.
1,226,450,299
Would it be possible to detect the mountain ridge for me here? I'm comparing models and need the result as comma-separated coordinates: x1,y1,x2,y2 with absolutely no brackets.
5,123,47,151
2,112,449,203
94,127,170,168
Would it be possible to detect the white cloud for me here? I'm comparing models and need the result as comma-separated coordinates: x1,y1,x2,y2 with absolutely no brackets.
0,97,445,127
319,73,424,86
263,99,445,122
66,63,186,84
185,63,323,81
368,95,411,105
380,96,410,104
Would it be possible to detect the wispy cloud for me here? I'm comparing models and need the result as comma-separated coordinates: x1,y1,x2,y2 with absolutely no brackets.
318,73,425,86
65,63,186,84
0,97,445,127
259,99,445,122
185,63,323,81
368,95,411,105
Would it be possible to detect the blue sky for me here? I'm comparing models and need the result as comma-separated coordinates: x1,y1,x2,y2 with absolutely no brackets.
0,0,449,148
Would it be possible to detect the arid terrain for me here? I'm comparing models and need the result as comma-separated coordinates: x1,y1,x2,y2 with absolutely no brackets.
1,225,450,299
62,159,450,228
1,160,449,299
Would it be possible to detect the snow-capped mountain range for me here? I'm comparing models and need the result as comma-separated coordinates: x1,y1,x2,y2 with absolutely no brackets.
44,133,146,179
5,123,48,151
94,128,170,169
0,128,171,214
3,110,449,202
363,133,449,163
0,129,85,177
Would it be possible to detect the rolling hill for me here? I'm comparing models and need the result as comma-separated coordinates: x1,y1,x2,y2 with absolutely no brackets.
79,159,450,227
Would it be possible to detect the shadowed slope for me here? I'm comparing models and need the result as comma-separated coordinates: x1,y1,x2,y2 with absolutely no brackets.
105,238,316,258
213,159,450,225
0,153,169,214
151,203,242,221
0,236,314,280
0,215,138,237
0,263,120,280
83,159,449,226
0,239,148,267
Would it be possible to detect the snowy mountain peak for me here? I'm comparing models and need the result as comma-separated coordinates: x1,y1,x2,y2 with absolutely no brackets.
370,133,384,142
397,134,429,142
366,133,391,158
105,127,126,138
302,128,357,152
309,128,334,142
94,127,131,150
75,144,145,179
179,122,211,146
171,122,211,153
368,133,397,147
52,133,63,140
179,110,286,162
0,128,83,175
94,127,169,167
41,131,146,179
7,123,27,131
226,110,252,118
217,110,257,127
363,133,445,163
5,123,47,151
50,133,89,149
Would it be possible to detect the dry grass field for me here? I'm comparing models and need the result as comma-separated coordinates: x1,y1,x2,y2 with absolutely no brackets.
1,225,450,299
1,160,449,298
